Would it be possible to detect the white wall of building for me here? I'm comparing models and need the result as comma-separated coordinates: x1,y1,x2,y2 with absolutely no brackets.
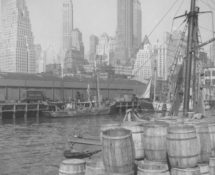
132,43,153,83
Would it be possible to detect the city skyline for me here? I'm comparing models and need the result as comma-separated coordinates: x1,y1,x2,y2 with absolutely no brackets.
25,0,215,54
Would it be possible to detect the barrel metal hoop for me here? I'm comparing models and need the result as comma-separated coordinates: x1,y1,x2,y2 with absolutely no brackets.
196,132,209,134
167,136,197,141
144,135,166,137
168,154,199,159
168,131,195,134
102,134,131,140
132,131,144,134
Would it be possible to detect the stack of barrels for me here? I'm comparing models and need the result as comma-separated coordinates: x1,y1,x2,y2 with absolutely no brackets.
58,118,215,175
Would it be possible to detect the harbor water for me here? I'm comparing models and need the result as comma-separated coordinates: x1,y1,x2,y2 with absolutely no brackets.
0,114,125,175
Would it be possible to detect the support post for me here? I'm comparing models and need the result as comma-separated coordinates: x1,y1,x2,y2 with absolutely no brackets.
24,103,27,123
36,103,39,118
13,104,16,122
0,105,2,120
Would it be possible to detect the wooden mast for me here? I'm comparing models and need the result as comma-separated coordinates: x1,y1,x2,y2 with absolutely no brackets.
192,6,199,112
183,0,198,116
94,55,101,108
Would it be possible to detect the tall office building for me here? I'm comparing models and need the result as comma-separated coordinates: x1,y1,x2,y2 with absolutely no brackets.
96,33,115,65
115,0,142,66
210,42,215,64
89,35,99,63
133,0,142,52
0,0,36,73
155,31,186,80
132,36,153,83
71,28,84,58
62,0,73,51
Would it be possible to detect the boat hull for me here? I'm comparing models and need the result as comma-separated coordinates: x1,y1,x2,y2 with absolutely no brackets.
44,108,111,118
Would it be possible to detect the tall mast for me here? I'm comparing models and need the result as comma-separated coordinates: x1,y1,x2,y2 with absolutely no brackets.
94,55,101,107
192,7,199,112
183,0,198,115
153,59,157,102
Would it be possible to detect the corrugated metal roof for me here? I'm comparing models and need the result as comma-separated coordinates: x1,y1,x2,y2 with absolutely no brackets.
0,72,145,86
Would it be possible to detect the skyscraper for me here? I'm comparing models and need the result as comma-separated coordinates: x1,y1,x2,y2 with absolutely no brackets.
210,42,215,64
62,0,73,51
115,0,142,66
71,28,84,58
133,0,142,52
89,35,99,63
0,0,36,73
155,31,187,80
96,33,115,65
132,36,153,83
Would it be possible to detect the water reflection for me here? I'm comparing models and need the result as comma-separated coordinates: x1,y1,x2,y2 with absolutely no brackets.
0,114,123,175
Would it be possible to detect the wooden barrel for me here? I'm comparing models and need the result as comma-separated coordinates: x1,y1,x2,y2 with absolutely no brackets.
171,167,201,175
85,160,105,175
209,157,215,175
102,128,135,175
208,123,215,156
59,159,86,175
194,122,211,163
186,121,211,163
167,124,199,168
198,164,209,175
144,122,168,162
137,161,170,175
122,121,145,159
100,123,121,140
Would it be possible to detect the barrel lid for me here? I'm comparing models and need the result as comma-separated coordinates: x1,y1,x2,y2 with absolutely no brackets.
100,123,121,131
102,128,132,140
62,159,85,165
168,124,195,134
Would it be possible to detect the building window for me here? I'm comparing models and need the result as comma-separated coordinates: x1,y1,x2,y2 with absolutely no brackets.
205,79,211,86
212,71,215,76
205,71,211,77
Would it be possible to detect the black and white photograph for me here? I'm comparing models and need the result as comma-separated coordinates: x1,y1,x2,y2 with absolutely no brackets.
0,0,215,174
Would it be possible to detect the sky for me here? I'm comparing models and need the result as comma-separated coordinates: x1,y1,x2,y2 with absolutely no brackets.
26,0,215,54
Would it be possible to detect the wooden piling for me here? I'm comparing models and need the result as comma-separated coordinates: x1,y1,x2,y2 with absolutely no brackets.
36,103,39,118
0,105,2,120
13,104,16,121
24,103,27,122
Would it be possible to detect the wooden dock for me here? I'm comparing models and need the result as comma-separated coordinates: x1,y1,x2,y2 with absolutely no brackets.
0,102,48,120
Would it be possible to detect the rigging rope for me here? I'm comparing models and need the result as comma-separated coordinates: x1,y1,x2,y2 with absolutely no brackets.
148,0,180,38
